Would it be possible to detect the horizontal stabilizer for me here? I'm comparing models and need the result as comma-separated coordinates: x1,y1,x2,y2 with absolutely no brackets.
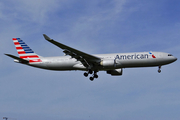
5,54,29,64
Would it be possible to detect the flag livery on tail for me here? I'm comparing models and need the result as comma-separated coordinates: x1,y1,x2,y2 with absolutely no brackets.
12,38,42,63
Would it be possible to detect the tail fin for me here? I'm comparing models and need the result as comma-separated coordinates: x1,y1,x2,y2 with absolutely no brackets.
12,38,42,63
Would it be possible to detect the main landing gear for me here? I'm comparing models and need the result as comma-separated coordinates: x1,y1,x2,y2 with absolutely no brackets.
84,70,98,81
158,66,161,73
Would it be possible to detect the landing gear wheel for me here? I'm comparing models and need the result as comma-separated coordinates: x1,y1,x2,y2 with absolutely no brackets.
84,70,99,81
84,72,88,77
94,74,98,78
90,77,94,81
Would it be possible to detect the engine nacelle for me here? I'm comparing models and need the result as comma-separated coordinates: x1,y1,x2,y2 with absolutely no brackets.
100,59,115,68
106,68,123,76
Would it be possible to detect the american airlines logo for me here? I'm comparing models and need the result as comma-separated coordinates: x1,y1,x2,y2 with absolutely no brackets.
115,52,156,60
149,52,156,58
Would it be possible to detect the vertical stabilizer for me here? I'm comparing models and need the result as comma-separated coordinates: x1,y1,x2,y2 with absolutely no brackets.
12,38,42,63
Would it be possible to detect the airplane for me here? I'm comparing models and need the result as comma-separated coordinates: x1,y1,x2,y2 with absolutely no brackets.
5,34,177,81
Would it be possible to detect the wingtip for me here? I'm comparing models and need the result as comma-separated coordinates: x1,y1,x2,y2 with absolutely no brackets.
43,34,52,40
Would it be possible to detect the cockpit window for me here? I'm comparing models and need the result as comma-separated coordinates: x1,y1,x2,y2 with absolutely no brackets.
168,54,173,56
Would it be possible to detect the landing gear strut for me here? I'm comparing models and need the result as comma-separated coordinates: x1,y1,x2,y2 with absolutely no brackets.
84,69,93,77
158,66,161,73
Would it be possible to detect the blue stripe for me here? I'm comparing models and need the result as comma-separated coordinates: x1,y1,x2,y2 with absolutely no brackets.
18,40,23,42
20,43,26,45
19,42,25,44
25,51,34,53
24,48,33,51
24,48,33,50
23,48,31,50
22,47,30,49
16,39,35,54
21,45,28,47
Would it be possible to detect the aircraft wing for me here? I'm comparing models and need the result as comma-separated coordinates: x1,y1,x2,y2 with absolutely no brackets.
43,34,101,68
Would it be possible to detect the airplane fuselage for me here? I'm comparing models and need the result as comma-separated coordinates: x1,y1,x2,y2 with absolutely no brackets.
26,52,177,71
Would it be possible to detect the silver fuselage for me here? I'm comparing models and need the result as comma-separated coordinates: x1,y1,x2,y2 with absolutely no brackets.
26,52,177,71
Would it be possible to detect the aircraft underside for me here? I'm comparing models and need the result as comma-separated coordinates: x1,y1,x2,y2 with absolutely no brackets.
27,56,176,81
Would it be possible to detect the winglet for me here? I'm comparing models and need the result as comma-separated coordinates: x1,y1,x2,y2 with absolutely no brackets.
43,34,52,41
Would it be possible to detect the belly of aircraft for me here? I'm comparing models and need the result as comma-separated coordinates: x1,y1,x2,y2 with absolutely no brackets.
118,58,170,68
45,61,77,70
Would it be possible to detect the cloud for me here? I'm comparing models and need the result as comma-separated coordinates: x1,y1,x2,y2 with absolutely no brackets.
49,0,128,54
0,0,60,24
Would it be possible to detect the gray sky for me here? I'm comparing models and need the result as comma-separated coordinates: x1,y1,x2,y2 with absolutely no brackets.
0,0,180,120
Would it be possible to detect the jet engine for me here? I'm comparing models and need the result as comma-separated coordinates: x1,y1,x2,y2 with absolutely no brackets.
100,59,116,68
106,68,123,76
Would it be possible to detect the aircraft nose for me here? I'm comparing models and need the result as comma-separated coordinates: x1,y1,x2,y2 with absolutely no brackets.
174,57,177,61
172,56,177,62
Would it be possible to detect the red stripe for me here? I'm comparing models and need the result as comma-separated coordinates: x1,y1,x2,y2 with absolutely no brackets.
14,42,20,45
18,51,26,54
152,55,156,58
12,38,17,40
20,55,39,59
29,59,42,63
16,47,23,50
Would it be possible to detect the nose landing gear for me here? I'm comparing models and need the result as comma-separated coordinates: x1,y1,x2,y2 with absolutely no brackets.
158,66,161,73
